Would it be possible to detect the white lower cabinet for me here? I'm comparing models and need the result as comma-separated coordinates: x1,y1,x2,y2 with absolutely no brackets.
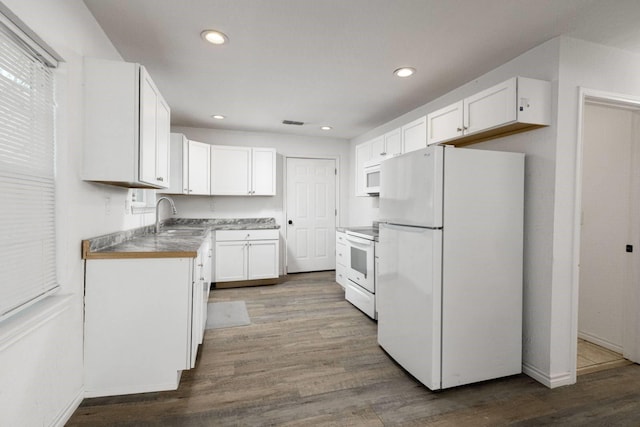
190,235,212,367
335,230,348,288
215,229,279,283
84,235,211,397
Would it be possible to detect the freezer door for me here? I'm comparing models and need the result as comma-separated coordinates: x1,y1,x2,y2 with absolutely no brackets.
377,223,442,390
379,146,443,228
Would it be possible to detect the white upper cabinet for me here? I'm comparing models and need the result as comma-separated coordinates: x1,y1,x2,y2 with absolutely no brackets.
83,58,170,189
427,77,550,146
370,129,404,162
166,134,210,195
210,145,276,196
210,146,251,195
427,101,464,144
355,141,373,197
251,147,277,195
401,116,427,153
355,117,427,196
187,141,211,195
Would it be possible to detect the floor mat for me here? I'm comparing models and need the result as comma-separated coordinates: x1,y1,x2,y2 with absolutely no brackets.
206,301,251,329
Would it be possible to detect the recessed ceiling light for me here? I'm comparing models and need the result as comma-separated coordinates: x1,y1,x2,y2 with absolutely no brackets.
394,67,416,78
201,30,228,45
211,114,225,120
320,126,332,131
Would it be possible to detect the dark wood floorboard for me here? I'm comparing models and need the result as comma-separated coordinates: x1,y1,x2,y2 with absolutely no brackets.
68,271,640,426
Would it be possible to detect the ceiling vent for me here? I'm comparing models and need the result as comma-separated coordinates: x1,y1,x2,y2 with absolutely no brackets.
282,120,304,126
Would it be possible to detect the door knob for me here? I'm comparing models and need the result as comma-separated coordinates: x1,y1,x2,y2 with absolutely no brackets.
288,220,293,225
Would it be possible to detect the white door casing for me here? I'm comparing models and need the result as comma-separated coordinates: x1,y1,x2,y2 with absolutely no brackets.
285,157,336,273
572,88,640,381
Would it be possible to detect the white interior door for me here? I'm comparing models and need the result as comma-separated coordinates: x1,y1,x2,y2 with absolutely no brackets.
286,158,336,273
579,102,638,358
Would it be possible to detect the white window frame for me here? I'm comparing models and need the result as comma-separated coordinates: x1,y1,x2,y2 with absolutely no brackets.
0,6,62,321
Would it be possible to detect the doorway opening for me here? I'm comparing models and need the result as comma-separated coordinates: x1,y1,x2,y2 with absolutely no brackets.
576,94,640,377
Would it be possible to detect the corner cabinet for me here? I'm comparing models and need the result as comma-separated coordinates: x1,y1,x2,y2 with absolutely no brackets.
215,229,279,286
210,146,276,196
166,133,211,195
83,58,170,189
427,77,551,146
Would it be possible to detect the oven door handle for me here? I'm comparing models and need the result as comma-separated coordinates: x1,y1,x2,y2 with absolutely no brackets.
345,235,371,247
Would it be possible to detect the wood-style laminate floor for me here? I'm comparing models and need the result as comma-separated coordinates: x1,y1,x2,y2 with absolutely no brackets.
68,272,640,426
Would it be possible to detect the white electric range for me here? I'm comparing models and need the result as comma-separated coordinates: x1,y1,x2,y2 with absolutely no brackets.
342,225,378,319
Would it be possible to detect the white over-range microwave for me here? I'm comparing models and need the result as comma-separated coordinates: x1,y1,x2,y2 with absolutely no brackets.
363,160,381,195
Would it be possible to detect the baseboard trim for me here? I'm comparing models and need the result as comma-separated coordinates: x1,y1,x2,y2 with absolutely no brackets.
51,387,84,427
523,362,575,389
578,331,623,354
214,276,284,289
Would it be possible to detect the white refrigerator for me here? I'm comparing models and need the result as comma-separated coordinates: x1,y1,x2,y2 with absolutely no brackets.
377,145,524,390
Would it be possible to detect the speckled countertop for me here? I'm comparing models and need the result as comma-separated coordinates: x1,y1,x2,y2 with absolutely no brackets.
82,218,279,259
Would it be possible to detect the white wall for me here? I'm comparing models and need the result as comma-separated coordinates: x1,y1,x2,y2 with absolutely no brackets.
0,1,157,425
168,126,350,273
349,38,562,385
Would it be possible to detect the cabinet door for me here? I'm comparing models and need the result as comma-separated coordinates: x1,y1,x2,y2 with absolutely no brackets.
190,276,202,368
215,241,247,281
464,77,516,136
167,133,187,194
247,240,279,280
384,128,403,157
139,67,159,186
187,140,211,195
427,101,463,145
355,141,373,197
402,116,427,153
369,135,386,162
252,147,276,195
155,96,170,188
210,146,251,195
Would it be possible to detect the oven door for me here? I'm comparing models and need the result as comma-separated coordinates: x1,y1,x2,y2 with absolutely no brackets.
346,233,375,293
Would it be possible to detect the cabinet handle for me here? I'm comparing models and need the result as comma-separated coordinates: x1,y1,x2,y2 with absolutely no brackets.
380,152,386,156
188,189,193,193
157,177,164,182
456,127,462,132
200,277,205,281
183,188,188,192
198,263,203,267
463,126,468,130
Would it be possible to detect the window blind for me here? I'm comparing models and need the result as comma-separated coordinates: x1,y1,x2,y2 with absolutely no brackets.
0,20,58,320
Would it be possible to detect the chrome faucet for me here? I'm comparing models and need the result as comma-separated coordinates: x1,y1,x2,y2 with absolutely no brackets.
155,196,177,233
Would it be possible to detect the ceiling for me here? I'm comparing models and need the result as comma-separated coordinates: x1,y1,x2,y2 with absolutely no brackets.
83,0,640,140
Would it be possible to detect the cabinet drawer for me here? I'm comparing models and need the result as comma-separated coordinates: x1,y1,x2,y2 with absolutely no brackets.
336,264,347,288
336,241,347,267
216,229,279,241
345,281,376,319
336,231,346,243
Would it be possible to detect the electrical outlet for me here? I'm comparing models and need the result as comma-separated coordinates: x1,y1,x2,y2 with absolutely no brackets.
104,195,111,215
